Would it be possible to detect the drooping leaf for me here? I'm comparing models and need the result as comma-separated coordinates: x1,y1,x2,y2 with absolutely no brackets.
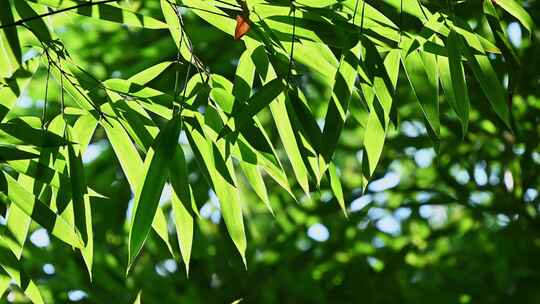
0,59,39,122
29,0,168,29
221,78,285,137
185,113,247,265
128,115,183,270
438,31,470,135
0,119,71,147
0,172,83,248
492,0,534,34
0,3,21,78
458,31,511,128
0,245,44,304
0,146,39,162
101,103,175,259
169,145,195,275
361,46,400,186
5,175,33,259
401,37,440,138
322,43,361,163
328,162,346,217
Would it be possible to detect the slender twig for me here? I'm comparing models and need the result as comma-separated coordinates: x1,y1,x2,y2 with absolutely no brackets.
0,0,118,30
167,0,210,82
217,0,240,9
167,0,231,18
399,0,403,44
60,68,65,118
286,3,296,85
181,53,194,105
41,61,51,129
356,0,366,61
415,0,428,20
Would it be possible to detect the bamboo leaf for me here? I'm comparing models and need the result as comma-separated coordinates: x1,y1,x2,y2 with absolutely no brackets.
0,59,39,122
458,32,511,128
169,146,195,275
361,47,400,185
0,146,39,162
438,31,469,135
29,0,168,29
322,43,361,163
221,78,285,137
128,115,183,270
328,163,346,217
5,175,33,259
0,172,83,248
493,0,534,34
185,114,247,265
0,245,44,304
101,104,175,258
13,1,53,42
0,119,71,147
401,38,440,138
0,3,21,78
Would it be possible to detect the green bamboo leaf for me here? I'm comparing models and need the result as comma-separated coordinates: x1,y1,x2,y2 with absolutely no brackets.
6,159,105,199
0,3,21,78
322,43,361,163
29,0,168,29
0,172,83,248
0,271,9,299
210,88,235,114
328,163,346,217
183,0,236,38
260,8,360,49
361,47,400,185
5,175,33,259
221,78,285,137
401,38,440,137
101,104,175,258
249,46,310,194
0,59,39,122
483,0,520,65
0,245,44,304
483,0,521,95
129,61,175,85
233,47,257,110
132,291,142,304
168,146,195,275
161,0,194,62
493,0,534,34
438,31,469,135
65,121,94,279
66,130,88,244
13,1,52,41
235,127,293,199
185,114,247,265
0,119,71,147
458,32,511,128
171,188,194,276
423,12,501,55
240,161,273,214
128,115,183,270
0,146,39,162
285,88,322,156
46,60,101,115
215,49,292,198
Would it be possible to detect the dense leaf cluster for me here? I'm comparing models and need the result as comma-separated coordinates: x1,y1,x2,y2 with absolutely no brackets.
0,0,537,302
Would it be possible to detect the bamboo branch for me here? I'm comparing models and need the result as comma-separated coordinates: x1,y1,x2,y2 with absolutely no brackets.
0,0,118,30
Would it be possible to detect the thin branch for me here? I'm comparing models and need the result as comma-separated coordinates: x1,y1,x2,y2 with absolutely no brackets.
0,0,118,30
41,61,51,129
286,3,296,85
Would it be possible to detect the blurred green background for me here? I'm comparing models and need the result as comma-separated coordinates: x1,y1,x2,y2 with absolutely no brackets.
3,0,540,303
